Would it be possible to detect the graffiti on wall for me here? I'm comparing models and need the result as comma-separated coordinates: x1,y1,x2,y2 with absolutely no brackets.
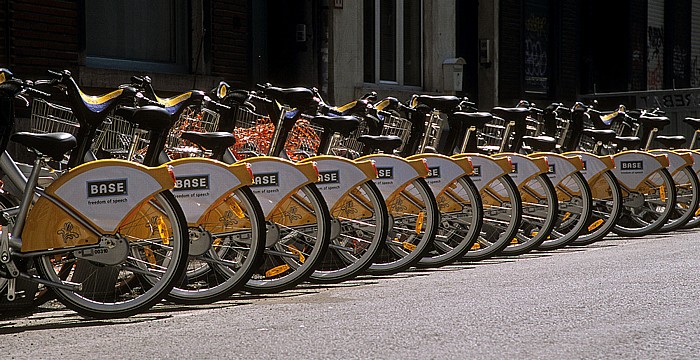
523,0,549,94
647,26,664,90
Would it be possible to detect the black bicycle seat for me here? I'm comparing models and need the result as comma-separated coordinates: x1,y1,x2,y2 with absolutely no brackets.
181,131,236,151
655,135,686,149
582,129,617,143
522,135,557,152
11,132,77,161
613,136,642,150
264,86,316,109
683,117,700,131
450,112,493,129
491,107,530,123
639,115,670,129
115,105,173,131
311,115,360,136
414,95,461,113
357,135,403,154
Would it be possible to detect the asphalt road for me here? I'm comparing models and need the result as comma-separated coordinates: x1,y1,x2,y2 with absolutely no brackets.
1,231,699,359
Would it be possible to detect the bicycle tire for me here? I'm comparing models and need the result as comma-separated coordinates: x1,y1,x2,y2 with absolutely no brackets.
166,186,266,304
659,166,700,232
309,181,388,283
571,170,623,246
244,184,331,293
418,175,483,267
613,168,677,237
500,174,558,256
537,172,593,250
36,190,189,319
366,178,438,275
462,174,523,261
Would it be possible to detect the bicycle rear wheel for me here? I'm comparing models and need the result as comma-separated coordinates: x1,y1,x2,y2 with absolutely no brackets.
36,191,189,319
244,184,331,293
367,178,438,275
418,175,483,267
571,170,623,246
462,175,522,261
309,181,388,283
659,166,700,232
500,174,558,256
537,172,592,250
613,168,677,237
167,187,266,304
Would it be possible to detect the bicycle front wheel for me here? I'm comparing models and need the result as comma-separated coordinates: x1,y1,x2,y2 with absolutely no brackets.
36,191,189,319
309,181,388,283
167,186,266,304
418,175,483,267
537,172,592,250
659,166,700,232
244,184,331,293
571,170,623,246
613,168,677,237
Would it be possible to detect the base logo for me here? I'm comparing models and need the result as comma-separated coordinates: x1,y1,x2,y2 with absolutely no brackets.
376,167,394,179
252,172,279,187
87,179,128,197
318,170,340,184
472,165,481,177
620,161,643,171
174,175,210,191
427,167,441,178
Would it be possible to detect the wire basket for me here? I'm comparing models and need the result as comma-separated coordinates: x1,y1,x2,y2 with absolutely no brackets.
478,116,511,153
91,114,139,159
231,106,274,158
165,106,221,158
381,114,412,153
30,99,80,135
326,117,369,156
285,118,323,161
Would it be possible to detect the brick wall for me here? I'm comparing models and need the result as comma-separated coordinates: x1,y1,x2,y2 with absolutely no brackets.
211,0,249,88
6,0,80,77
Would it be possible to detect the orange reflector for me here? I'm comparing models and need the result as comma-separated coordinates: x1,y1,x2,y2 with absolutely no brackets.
415,212,425,234
660,186,666,202
157,216,170,245
266,265,290,277
695,207,700,217
144,247,157,265
403,242,417,252
289,245,305,263
229,201,245,218
562,212,572,221
471,242,481,250
511,238,519,244
588,219,604,231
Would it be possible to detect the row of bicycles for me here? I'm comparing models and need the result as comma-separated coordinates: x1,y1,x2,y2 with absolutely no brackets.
0,67,698,319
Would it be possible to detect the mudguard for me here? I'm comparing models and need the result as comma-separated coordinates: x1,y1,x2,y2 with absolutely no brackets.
492,153,549,188
679,150,700,176
611,150,669,190
166,157,253,226
649,150,694,176
22,160,174,252
564,151,615,183
356,154,428,200
243,156,319,224
406,153,473,197
530,152,584,187
452,153,511,191
298,156,376,216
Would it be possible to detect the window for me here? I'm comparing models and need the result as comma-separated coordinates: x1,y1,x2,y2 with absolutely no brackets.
84,0,189,73
363,0,422,86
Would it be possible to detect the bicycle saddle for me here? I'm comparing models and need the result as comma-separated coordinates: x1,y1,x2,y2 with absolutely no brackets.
156,90,207,118
450,112,493,129
414,95,461,113
522,135,558,152
582,129,617,143
311,115,360,136
683,117,700,131
115,105,172,131
491,107,530,123
357,135,403,154
181,131,236,153
264,86,316,109
639,115,671,129
11,132,77,161
613,136,642,150
655,135,686,149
